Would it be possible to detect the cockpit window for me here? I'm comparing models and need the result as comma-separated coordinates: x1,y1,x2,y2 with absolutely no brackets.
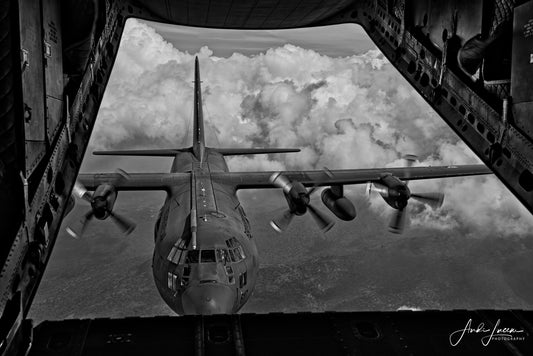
239,271,247,288
216,249,229,264
227,247,245,262
186,250,199,263
228,249,237,262
185,249,224,263
235,246,245,260
184,247,243,264
200,249,216,263
224,237,246,263
225,266,235,284
226,237,238,248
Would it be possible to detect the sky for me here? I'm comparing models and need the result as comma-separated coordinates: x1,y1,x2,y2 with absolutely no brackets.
147,21,376,57
29,18,533,321
85,18,533,237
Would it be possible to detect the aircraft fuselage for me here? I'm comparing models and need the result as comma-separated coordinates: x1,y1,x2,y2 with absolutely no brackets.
152,148,258,314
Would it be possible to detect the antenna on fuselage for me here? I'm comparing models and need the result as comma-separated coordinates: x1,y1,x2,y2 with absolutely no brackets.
192,56,205,163
190,170,198,250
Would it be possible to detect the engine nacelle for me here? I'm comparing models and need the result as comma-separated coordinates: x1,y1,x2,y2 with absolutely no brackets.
91,184,117,219
283,181,309,215
321,188,356,221
371,175,410,210
270,172,310,215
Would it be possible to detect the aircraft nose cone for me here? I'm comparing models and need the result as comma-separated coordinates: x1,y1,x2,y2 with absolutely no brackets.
182,284,235,315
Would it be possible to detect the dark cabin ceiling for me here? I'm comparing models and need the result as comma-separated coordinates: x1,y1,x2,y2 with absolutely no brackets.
129,0,356,29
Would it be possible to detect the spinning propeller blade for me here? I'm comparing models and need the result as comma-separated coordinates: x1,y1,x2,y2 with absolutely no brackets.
308,204,334,232
367,155,446,234
72,180,92,203
66,169,136,238
270,210,294,233
270,171,335,233
270,172,292,193
389,208,407,234
66,210,94,239
114,168,130,185
109,211,136,235
387,155,414,234
410,192,444,209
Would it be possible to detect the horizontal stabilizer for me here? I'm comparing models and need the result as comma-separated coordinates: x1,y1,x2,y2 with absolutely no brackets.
93,149,188,156
215,148,300,156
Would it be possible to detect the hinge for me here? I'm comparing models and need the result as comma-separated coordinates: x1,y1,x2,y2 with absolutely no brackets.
43,41,51,57
19,171,29,219
65,95,72,143
20,48,29,72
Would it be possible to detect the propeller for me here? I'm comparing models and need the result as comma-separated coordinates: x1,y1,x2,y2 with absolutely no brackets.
410,192,444,209
269,172,334,233
66,169,136,239
387,154,414,234
368,155,445,234
388,207,407,234
65,209,93,239
269,210,294,233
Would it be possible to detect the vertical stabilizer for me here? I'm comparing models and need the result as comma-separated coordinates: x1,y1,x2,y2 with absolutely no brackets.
193,57,205,162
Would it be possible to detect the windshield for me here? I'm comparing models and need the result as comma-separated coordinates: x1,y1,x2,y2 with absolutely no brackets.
200,249,216,263
186,250,199,263
185,249,232,264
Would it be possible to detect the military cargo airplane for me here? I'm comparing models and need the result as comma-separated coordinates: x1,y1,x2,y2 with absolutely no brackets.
67,57,492,315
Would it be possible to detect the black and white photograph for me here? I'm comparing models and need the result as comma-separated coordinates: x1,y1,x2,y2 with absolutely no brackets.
1,1,533,355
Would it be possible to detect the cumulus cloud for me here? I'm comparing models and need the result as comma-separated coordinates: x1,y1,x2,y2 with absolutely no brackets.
92,18,533,237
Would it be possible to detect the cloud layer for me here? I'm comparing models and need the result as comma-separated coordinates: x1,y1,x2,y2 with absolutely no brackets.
92,19,533,236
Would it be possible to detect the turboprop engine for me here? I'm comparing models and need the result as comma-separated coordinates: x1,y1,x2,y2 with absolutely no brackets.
66,170,136,238
367,174,412,210
367,155,445,234
90,183,118,220
269,172,334,233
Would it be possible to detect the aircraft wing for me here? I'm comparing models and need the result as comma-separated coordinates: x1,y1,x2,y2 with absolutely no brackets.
77,172,190,191
211,164,492,189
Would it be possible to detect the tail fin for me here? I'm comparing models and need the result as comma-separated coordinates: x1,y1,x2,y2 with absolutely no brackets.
94,59,301,160
193,56,205,162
